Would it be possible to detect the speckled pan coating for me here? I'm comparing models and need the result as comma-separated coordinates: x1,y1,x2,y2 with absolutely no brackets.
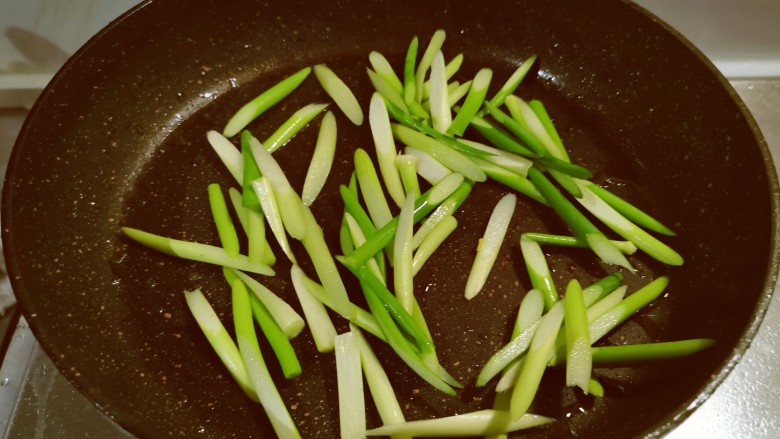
2,0,778,438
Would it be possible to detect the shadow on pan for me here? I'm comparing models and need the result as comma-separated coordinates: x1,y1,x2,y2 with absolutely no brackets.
2,0,778,437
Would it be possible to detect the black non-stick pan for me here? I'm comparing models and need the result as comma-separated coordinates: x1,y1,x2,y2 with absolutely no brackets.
3,0,778,437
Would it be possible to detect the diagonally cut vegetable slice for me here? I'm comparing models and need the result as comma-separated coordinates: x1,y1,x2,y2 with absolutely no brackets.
365,409,554,437
207,183,240,257
392,124,486,182
249,135,307,241
394,193,417,313
206,130,243,184
369,51,403,95
449,68,492,136
229,268,305,339
121,227,274,276
414,29,446,103
427,51,451,133
302,110,338,206
231,278,301,439
227,188,276,266
182,289,258,402
251,176,298,264
314,64,364,126
263,103,329,153
412,215,457,276
290,264,338,353
510,301,565,420
369,93,406,208
335,331,366,439
223,66,311,138
354,147,394,230
563,279,592,393
465,193,516,299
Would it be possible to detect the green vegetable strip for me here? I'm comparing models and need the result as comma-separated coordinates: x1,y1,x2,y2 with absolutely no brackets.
469,155,546,204
563,280,592,392
223,66,311,138
206,130,243,184
469,116,537,157
248,135,307,241
428,51,452,133
339,174,470,271
396,154,421,201
357,265,433,353
383,97,493,158
301,110,337,206
231,279,301,439
485,55,538,111
486,391,513,439
447,80,472,107
505,95,567,161
590,339,715,366
573,179,683,266
589,276,670,344
370,93,406,208
412,215,457,276
547,285,628,367
392,124,486,182
314,64,363,126
339,183,388,277
369,51,404,95
340,212,355,256
355,147,394,230
246,283,302,379
476,313,541,386
352,326,409,437
414,29,446,103
411,187,462,249
521,232,637,256
365,409,554,437
121,227,274,276
465,193,517,300
207,183,240,257
449,68,492,136
251,177,298,264
459,139,533,176
528,99,565,153
527,168,633,270
484,102,550,158
300,275,384,341
404,146,453,184
240,131,263,211
514,289,545,337
403,37,420,108
335,331,366,438
586,182,676,236
299,204,353,319
588,378,605,397
182,289,258,402
227,188,276,266
581,272,624,306
394,194,417,313
496,275,621,389
550,169,583,198
263,103,329,153
229,268,305,339
368,68,410,114
340,185,379,238
290,264,338,353
422,53,464,99
344,213,384,282
585,286,627,322
360,278,456,395
510,301,565,420
520,234,558,311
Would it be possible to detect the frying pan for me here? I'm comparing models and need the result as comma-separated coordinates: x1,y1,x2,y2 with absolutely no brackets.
3,0,778,437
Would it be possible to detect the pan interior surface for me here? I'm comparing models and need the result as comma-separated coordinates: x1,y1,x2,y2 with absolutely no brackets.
2,0,775,438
